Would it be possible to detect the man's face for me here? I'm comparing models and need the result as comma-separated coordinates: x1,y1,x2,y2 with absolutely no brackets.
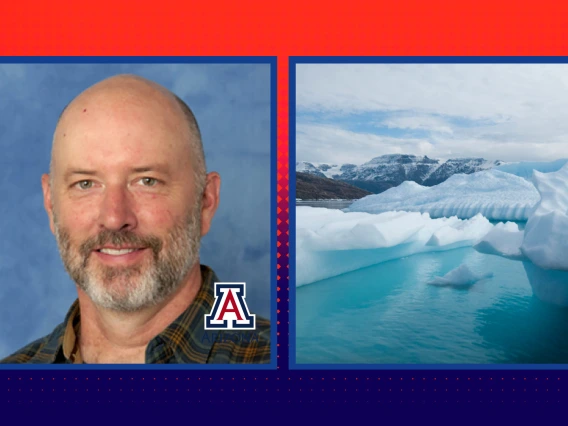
44,82,204,312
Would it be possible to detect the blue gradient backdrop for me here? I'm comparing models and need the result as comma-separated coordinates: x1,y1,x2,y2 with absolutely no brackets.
0,62,272,359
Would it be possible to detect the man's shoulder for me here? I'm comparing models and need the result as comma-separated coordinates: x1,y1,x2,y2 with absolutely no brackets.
0,322,66,364
206,314,272,364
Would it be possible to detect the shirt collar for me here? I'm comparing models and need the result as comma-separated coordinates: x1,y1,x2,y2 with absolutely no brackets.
62,301,82,364
56,264,218,364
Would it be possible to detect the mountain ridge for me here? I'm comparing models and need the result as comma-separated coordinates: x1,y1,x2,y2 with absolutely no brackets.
296,154,505,194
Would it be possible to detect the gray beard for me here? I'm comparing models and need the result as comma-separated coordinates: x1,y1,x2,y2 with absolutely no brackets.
53,207,202,312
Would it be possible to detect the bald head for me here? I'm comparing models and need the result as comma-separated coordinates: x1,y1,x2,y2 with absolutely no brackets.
50,74,206,193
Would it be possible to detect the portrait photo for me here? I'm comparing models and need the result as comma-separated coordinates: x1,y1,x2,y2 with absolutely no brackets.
0,60,275,365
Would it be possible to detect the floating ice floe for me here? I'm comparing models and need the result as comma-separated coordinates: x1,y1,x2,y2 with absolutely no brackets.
472,222,525,260
346,170,540,221
427,264,493,287
295,207,494,286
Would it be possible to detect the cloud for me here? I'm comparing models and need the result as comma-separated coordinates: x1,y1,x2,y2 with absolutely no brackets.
379,115,454,135
296,123,434,164
296,63,568,162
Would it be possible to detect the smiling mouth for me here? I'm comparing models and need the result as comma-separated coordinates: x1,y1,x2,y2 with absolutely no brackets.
96,248,145,256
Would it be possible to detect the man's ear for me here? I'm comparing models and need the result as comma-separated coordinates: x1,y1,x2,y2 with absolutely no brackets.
41,173,56,235
200,171,221,237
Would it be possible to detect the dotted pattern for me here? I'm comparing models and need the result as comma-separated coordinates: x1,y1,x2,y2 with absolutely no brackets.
0,373,566,403
277,56,289,370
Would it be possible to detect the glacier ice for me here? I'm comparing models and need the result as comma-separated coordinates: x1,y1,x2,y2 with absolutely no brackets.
523,261,568,306
520,163,568,270
295,206,495,286
427,264,493,287
425,213,493,247
346,169,540,221
470,163,568,305
296,162,568,301
495,159,568,180
472,222,525,260
469,163,568,268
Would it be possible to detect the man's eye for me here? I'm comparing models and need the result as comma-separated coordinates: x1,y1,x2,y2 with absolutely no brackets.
141,177,158,186
77,180,93,189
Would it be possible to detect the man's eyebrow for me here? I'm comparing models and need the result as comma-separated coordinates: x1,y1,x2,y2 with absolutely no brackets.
64,169,98,180
131,165,171,174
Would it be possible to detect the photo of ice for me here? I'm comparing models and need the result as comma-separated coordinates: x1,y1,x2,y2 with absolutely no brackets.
294,63,568,364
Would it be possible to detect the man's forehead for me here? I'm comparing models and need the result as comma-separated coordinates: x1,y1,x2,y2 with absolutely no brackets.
49,74,194,177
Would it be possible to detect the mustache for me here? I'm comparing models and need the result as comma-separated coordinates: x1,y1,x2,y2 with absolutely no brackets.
78,229,163,261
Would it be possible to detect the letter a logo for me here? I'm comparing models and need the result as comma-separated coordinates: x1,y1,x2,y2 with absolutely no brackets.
204,283,256,330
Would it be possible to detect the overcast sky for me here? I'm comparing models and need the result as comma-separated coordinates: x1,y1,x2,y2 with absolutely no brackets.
296,63,568,165
0,63,272,359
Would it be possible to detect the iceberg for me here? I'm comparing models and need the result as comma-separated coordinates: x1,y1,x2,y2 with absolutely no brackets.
296,162,568,302
472,222,525,260
295,206,495,286
427,264,493,287
495,159,568,181
469,163,568,268
470,162,568,305
520,163,568,270
522,261,568,307
346,170,540,221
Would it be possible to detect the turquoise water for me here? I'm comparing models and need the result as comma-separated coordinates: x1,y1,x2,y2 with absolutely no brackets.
296,247,568,364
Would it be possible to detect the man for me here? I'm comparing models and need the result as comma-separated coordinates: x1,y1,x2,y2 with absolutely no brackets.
0,74,270,364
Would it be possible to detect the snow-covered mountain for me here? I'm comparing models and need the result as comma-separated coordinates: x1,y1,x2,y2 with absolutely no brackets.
296,154,504,193
295,161,344,178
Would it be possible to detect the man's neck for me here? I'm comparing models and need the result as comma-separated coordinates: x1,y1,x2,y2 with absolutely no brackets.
76,264,203,364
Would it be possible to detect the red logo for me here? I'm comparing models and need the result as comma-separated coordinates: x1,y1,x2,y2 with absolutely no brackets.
204,282,256,330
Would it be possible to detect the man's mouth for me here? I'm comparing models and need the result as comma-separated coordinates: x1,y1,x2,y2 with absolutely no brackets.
95,247,145,256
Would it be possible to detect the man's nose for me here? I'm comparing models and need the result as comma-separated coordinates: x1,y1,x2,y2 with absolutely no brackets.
98,185,138,231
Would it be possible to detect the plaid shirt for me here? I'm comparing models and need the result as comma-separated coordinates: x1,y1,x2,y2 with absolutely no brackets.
0,265,271,364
